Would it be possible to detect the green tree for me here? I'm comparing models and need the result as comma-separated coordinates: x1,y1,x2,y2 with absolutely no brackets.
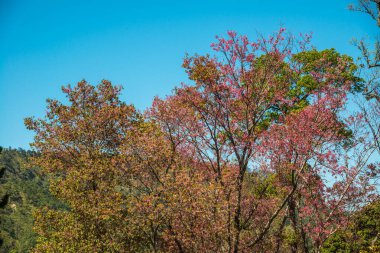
322,199,380,252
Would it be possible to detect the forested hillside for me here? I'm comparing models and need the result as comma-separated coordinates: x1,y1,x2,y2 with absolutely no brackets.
0,148,64,253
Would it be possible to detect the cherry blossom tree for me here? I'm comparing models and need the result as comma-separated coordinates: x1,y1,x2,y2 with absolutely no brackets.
26,30,378,253
150,29,376,252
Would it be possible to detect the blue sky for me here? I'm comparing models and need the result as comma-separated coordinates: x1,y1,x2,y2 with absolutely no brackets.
0,0,376,149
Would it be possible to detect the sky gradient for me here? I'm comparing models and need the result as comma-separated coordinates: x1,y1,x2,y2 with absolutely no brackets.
0,0,376,149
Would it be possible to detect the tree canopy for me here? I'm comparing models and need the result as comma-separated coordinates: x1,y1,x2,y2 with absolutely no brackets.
22,30,379,253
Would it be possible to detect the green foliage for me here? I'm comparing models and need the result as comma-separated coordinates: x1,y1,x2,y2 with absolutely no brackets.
322,200,380,253
0,148,64,253
0,147,8,249
292,48,363,93
283,225,297,247
320,230,351,253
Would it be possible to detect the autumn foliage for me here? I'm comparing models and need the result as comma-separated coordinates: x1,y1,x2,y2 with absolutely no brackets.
25,30,378,252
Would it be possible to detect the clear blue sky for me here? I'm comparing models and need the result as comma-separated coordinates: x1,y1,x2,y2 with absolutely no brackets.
0,0,376,149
